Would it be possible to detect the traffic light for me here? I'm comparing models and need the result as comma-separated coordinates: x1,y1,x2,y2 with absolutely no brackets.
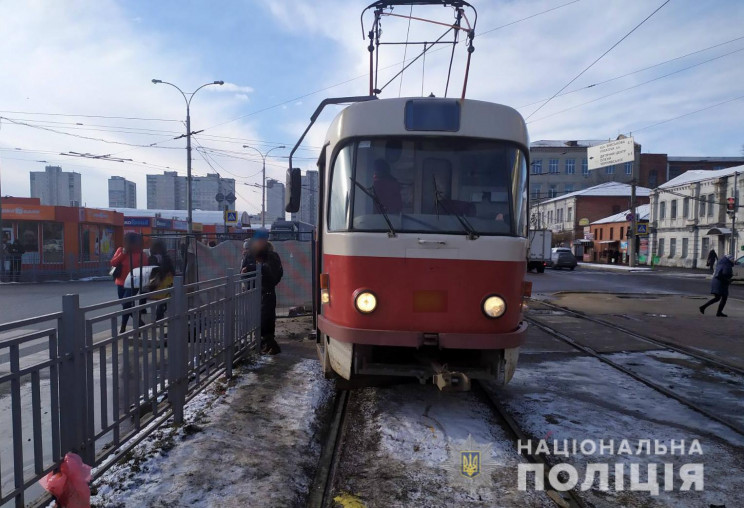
727,197,736,213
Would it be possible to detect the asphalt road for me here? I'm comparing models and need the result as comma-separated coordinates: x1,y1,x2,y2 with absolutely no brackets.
0,280,115,324
527,266,744,300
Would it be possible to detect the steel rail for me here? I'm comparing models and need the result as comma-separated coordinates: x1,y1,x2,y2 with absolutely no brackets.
308,390,350,508
535,299,744,376
525,316,744,438
473,381,588,508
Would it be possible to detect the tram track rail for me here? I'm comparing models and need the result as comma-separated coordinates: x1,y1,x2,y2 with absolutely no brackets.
474,381,588,508
308,390,350,508
524,315,744,438
533,299,744,377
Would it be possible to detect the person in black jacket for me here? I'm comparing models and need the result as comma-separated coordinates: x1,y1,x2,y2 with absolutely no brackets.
241,229,284,354
700,254,734,317
8,239,25,282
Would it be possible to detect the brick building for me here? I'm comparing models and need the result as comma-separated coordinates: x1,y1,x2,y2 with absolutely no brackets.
585,204,650,264
639,154,744,189
530,182,650,255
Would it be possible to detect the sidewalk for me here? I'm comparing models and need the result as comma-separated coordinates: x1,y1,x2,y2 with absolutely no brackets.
577,262,652,273
91,317,334,507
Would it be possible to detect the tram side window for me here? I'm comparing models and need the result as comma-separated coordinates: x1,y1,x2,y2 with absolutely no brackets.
328,145,354,231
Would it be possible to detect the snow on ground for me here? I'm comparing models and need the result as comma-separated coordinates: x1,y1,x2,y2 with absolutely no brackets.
332,384,553,508
606,349,744,428
91,347,333,507
498,353,744,507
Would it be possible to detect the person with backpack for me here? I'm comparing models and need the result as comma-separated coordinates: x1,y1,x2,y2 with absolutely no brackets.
111,233,145,333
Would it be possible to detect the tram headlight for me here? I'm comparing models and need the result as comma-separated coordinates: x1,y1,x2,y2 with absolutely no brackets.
482,295,506,318
354,291,378,314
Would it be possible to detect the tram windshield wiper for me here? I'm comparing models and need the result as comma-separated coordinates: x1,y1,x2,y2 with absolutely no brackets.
351,177,397,237
432,177,479,240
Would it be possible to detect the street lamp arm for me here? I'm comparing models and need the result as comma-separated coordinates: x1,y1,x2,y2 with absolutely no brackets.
242,144,265,161
187,80,224,107
265,145,286,158
152,79,188,107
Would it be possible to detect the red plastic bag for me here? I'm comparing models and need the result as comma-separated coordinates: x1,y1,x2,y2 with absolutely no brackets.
39,452,92,508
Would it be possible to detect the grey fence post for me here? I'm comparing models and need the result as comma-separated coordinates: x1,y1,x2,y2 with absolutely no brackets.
224,269,236,378
168,276,188,425
255,263,262,354
59,294,88,460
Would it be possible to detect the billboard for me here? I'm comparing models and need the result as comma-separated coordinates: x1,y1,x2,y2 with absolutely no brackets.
587,137,635,170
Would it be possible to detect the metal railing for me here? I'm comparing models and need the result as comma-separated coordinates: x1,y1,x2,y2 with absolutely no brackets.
0,268,261,507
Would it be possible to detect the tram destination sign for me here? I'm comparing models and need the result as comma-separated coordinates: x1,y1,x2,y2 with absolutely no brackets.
587,137,635,170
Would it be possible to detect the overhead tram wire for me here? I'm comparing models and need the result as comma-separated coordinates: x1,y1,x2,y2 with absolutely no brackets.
518,34,744,109
525,0,672,120
526,46,744,124
198,0,582,133
0,110,181,122
398,5,414,97
629,94,744,134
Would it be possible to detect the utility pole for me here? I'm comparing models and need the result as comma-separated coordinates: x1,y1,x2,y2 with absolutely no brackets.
629,161,637,268
242,144,286,227
731,171,739,257
152,79,224,234
0,164,5,282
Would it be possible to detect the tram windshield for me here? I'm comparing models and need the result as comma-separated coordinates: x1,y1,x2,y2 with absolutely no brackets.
328,137,528,237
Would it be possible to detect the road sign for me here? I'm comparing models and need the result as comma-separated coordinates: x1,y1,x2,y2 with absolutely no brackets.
636,223,648,236
587,137,635,170
225,210,238,224
225,192,236,204
215,192,225,203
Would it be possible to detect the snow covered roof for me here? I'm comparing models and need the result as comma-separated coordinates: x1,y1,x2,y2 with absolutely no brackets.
591,204,650,225
668,156,744,162
530,140,607,148
658,164,744,189
539,182,651,205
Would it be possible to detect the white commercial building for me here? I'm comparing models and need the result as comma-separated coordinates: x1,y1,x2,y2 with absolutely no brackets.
650,165,743,268
30,166,82,207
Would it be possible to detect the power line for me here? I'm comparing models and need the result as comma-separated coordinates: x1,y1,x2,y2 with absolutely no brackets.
0,110,181,122
526,0,672,120
629,94,744,134
518,34,744,109
200,0,582,133
526,46,744,124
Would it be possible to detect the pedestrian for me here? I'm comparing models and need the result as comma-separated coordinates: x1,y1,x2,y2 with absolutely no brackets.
147,239,175,321
111,233,145,333
241,228,283,354
699,254,735,317
706,249,718,273
8,239,25,282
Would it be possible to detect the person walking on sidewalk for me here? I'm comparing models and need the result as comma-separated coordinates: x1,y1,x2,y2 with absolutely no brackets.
706,249,718,273
241,229,283,354
700,254,734,317
147,239,175,321
111,233,145,333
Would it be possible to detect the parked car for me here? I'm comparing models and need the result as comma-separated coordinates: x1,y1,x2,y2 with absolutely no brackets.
733,255,744,280
549,247,577,270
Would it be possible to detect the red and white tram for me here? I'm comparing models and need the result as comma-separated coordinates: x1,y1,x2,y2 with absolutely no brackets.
287,97,530,389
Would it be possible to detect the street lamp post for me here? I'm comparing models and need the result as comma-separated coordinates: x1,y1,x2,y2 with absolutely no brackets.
152,79,224,234
242,144,285,227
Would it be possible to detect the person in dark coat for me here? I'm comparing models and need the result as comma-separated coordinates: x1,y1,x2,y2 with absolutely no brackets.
706,249,718,273
241,229,283,354
7,239,25,282
700,254,734,317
